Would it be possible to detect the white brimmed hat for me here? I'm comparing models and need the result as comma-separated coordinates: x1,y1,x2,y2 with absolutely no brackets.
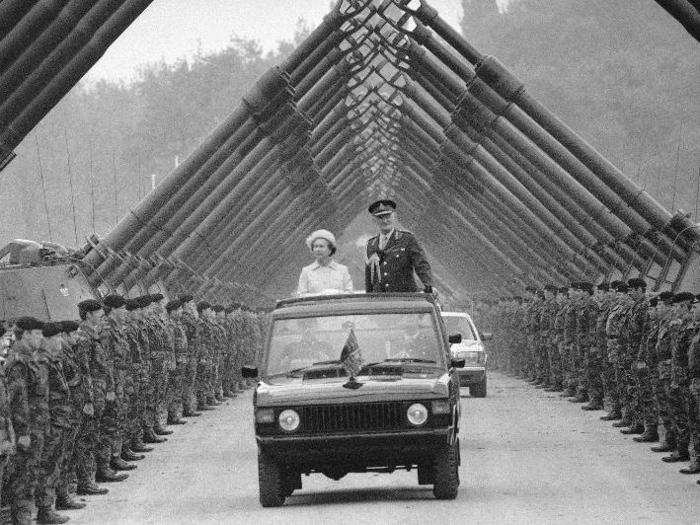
306,229,337,251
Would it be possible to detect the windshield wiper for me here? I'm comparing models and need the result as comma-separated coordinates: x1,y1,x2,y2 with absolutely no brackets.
310,360,344,366
283,366,308,377
383,358,437,364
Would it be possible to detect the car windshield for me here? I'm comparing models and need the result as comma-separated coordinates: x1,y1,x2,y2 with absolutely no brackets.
265,312,443,377
442,316,476,341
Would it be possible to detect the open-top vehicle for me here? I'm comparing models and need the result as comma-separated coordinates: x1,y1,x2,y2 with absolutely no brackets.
243,292,465,506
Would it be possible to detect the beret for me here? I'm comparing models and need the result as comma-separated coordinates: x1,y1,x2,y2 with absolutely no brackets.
597,283,610,291
78,299,102,313
178,294,194,304
673,291,695,303
658,291,674,303
150,293,165,303
165,300,181,313
196,301,211,313
610,280,624,288
614,283,629,293
648,297,658,307
60,320,80,333
212,305,224,313
544,284,558,292
41,322,62,338
103,294,126,309
125,298,139,311
525,285,537,293
368,199,396,216
15,317,44,331
137,295,153,307
558,286,569,294
627,278,647,289
224,306,235,314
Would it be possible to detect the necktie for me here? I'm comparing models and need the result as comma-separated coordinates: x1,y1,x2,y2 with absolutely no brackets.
379,234,388,250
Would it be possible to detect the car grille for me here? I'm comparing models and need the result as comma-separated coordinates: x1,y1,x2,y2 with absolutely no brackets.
298,402,406,434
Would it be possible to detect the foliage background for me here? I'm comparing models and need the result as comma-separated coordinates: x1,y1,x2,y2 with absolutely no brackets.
0,0,697,264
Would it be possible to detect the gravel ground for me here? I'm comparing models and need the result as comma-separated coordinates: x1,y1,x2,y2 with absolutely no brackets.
65,372,698,524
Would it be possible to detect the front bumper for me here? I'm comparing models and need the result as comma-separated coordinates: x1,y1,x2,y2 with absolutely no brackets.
257,427,453,469
455,366,485,385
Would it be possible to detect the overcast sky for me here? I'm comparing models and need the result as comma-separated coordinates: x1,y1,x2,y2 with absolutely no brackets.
84,0,475,84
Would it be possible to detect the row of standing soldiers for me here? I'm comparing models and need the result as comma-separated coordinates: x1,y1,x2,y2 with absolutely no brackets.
475,278,700,486
0,292,266,524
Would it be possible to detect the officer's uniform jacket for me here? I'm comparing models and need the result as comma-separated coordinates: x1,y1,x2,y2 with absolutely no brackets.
364,229,432,293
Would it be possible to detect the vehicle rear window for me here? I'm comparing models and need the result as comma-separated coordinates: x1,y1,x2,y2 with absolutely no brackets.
442,316,476,341
266,312,443,377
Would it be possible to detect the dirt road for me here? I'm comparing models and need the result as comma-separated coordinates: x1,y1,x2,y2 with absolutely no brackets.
66,373,698,524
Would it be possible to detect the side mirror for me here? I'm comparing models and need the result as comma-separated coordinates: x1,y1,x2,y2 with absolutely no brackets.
481,332,493,341
448,333,462,344
450,357,465,368
241,366,258,379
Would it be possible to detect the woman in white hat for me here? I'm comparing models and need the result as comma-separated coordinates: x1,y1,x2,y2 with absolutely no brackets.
297,229,353,295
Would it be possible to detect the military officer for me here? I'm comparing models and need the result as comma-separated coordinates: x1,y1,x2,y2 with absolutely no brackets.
364,199,434,294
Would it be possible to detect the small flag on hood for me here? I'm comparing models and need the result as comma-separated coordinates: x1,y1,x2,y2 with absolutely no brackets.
340,328,363,378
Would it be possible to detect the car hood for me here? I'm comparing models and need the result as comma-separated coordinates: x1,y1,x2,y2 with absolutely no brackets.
257,372,451,406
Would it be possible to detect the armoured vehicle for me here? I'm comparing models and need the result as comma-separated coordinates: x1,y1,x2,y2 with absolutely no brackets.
243,292,465,506
0,239,97,323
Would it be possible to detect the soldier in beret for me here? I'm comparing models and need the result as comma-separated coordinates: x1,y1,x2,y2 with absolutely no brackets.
178,294,202,417
34,322,71,524
0,325,16,518
6,317,49,525
364,199,434,294
165,300,188,424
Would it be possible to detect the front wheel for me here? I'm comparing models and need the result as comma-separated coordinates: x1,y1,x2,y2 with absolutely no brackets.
258,449,285,507
432,438,460,500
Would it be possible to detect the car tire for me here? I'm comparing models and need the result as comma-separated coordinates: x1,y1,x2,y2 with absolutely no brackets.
432,439,460,500
470,376,487,398
417,462,435,485
258,449,285,507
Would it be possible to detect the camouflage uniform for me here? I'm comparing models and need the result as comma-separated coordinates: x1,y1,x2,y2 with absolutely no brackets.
687,326,700,468
0,365,16,510
144,316,167,431
35,342,71,510
623,296,649,426
167,313,188,420
655,312,679,447
605,294,633,418
575,292,597,399
668,313,695,458
124,315,149,448
5,339,50,521
590,293,615,407
74,321,113,485
180,310,201,412
56,334,93,502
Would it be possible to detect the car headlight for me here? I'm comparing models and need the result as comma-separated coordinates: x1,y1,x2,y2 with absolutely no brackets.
406,403,428,426
278,409,301,432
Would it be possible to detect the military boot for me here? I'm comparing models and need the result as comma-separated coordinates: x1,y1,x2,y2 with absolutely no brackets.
131,438,154,452
76,481,108,495
633,425,659,442
55,495,86,510
600,409,622,421
11,508,32,525
651,432,676,452
121,447,145,461
581,399,604,410
679,458,700,474
95,466,129,482
183,408,202,417
110,455,136,471
167,415,187,425
620,422,645,434
662,445,690,463
143,428,167,443
611,418,633,427
568,392,589,403
36,507,69,524
154,423,173,435
559,386,576,398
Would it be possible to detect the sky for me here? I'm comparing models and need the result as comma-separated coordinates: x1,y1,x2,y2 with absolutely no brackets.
84,0,473,84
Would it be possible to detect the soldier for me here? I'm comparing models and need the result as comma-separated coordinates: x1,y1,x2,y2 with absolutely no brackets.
150,294,177,432
605,282,633,424
141,295,170,442
649,292,678,453
661,292,695,465
120,298,148,460
541,285,563,392
685,294,700,476
585,283,613,410
571,281,596,404
73,299,126,491
178,294,202,417
166,299,188,424
99,295,136,474
54,320,91,510
34,322,70,524
5,317,49,525
0,325,16,513
617,278,649,436
364,199,434,294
